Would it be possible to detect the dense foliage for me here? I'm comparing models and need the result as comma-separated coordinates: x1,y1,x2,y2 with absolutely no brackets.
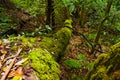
0,0,120,79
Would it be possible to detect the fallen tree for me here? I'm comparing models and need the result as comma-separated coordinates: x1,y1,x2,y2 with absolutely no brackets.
7,19,73,80
86,42,120,80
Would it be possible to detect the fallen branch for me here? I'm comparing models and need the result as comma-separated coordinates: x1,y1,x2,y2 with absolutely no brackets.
1,48,22,80
66,26,103,53
3,55,16,64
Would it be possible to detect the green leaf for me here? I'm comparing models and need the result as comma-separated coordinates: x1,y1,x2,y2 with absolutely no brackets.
64,59,82,69
12,76,22,80
0,23,9,29
115,23,120,31
87,62,94,69
45,25,52,31
62,0,71,7
77,54,86,62
69,3,75,14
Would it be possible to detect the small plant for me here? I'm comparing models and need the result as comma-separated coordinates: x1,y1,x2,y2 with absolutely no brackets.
87,33,96,41
64,59,82,69
64,53,94,70
20,25,52,37
34,25,52,36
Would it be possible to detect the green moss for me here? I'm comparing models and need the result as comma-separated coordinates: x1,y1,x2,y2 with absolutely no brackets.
111,42,120,50
9,36,37,50
12,76,22,80
39,28,72,60
7,19,73,80
86,42,120,80
94,53,110,65
29,48,60,80
39,19,73,60
109,42,120,59
91,66,109,80
64,19,73,28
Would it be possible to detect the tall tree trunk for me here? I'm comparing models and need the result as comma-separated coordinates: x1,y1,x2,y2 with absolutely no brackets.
46,0,55,27
90,0,113,54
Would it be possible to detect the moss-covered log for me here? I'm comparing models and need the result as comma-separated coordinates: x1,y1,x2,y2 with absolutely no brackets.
86,42,120,80
8,19,73,80
28,19,72,79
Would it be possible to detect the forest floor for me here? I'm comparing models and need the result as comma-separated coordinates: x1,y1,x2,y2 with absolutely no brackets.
59,27,109,80
0,26,115,80
0,6,117,80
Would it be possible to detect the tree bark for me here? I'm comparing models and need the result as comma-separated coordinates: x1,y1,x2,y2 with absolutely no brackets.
46,0,55,26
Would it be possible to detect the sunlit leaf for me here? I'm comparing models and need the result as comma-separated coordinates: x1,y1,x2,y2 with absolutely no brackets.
15,58,28,66
0,49,7,54
12,76,22,80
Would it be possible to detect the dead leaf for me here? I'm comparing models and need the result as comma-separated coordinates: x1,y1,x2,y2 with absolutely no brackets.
0,61,2,68
8,70,16,78
8,67,24,78
2,66,9,72
15,67,24,76
0,49,7,54
0,45,4,48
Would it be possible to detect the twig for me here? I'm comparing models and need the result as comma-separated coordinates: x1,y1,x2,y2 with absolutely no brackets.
1,48,22,80
66,26,104,53
3,55,16,64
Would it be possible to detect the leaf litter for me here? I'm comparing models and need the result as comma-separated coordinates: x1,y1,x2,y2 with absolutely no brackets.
0,38,36,80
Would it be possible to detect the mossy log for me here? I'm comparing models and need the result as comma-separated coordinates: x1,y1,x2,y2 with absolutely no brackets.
8,19,73,80
28,19,72,80
86,42,120,80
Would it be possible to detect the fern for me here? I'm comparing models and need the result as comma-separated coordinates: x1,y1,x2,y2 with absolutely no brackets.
64,59,82,69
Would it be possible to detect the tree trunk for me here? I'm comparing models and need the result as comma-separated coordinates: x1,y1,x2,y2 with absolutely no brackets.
86,42,120,80
90,0,113,54
46,0,55,26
